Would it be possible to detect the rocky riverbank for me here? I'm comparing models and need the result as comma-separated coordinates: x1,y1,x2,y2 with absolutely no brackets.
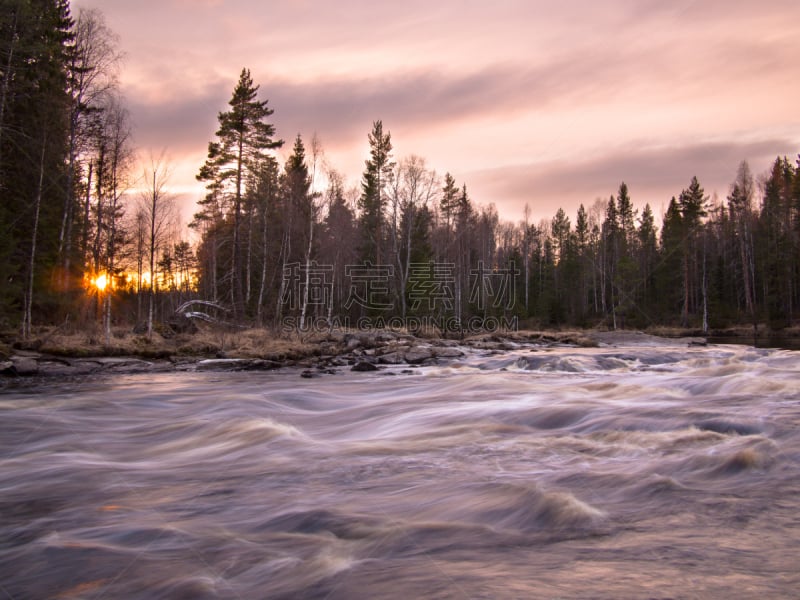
0,328,612,380
0,327,725,382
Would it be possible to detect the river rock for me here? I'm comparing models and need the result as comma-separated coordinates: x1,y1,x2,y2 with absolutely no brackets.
37,359,92,377
318,342,339,354
196,358,281,371
434,347,465,359
378,352,404,365
376,343,411,355
375,331,399,343
94,357,153,370
196,358,238,371
404,347,434,364
247,359,282,371
351,361,378,372
1,360,16,376
10,356,39,376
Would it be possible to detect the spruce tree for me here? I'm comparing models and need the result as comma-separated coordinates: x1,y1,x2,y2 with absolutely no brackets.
601,195,619,326
358,120,394,264
658,197,684,319
678,176,708,326
616,182,636,251
759,158,795,326
320,171,356,320
679,176,707,230
637,203,658,310
0,0,72,327
727,161,756,318
440,172,459,230
274,135,312,324
575,204,590,323
615,182,638,325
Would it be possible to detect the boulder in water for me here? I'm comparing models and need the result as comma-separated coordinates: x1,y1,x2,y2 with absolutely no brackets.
1,360,17,376
404,346,433,364
378,352,404,365
10,356,39,376
434,347,464,359
345,336,362,351
351,361,378,372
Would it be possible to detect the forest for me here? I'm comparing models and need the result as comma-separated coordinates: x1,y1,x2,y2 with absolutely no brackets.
2,1,800,342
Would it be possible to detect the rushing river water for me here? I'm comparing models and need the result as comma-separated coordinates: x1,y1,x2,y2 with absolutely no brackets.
1,341,799,599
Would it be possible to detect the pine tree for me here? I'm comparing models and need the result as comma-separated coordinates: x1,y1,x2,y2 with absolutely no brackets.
197,68,282,320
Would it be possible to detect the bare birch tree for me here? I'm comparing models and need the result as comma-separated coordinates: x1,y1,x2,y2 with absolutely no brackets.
299,133,324,329
139,153,175,338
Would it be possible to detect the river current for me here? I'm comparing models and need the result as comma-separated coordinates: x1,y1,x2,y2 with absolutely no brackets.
1,340,799,599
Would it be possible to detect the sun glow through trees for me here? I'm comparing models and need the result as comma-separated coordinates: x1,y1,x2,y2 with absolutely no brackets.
92,274,108,292
85,270,197,295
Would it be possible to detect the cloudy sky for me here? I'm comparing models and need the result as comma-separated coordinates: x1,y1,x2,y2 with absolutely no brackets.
74,0,800,225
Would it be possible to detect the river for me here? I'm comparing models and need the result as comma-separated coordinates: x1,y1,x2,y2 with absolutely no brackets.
1,341,799,599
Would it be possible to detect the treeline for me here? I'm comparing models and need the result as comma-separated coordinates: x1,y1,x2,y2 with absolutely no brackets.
191,72,509,330
195,69,800,332
2,2,799,337
1,1,193,340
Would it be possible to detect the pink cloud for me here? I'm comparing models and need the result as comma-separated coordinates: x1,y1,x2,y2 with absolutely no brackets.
74,0,800,222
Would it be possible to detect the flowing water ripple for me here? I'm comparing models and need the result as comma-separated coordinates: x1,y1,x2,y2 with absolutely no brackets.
1,343,799,598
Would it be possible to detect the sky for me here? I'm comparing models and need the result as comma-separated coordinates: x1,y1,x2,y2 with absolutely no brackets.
73,0,800,227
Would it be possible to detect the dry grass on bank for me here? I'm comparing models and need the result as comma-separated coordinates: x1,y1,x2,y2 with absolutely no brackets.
464,329,600,348
5,321,799,361
645,324,800,339
5,323,325,361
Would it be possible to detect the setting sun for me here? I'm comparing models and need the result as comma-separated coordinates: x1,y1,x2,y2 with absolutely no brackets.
92,273,108,292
